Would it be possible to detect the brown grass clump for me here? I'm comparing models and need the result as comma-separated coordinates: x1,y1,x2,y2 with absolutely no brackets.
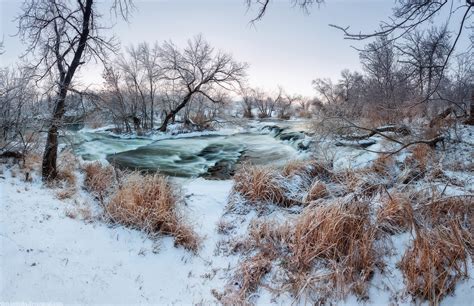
372,154,394,176
229,252,275,303
304,180,328,203
332,168,382,198
232,164,292,207
286,201,379,300
56,187,77,200
106,173,200,252
282,159,331,181
83,162,116,203
246,220,292,255
56,151,78,187
416,197,473,240
407,143,434,173
377,193,414,234
221,220,291,304
216,219,235,235
22,152,42,173
399,222,470,305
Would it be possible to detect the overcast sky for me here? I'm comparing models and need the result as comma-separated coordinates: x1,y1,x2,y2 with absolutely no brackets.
0,0,471,96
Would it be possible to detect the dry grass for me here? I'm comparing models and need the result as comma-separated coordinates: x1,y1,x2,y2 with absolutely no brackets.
304,180,328,203
415,197,473,239
216,219,235,235
377,193,414,234
83,162,116,203
225,252,275,304
66,204,93,222
230,202,380,302
407,143,434,173
56,150,78,187
232,164,292,207
286,201,379,300
22,152,42,175
372,154,394,176
282,159,331,181
56,187,77,200
106,173,200,252
399,221,470,305
246,220,292,256
221,220,292,304
332,168,382,198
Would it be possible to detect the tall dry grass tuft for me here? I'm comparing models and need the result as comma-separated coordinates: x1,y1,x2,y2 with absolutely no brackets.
282,159,330,180
377,193,414,234
407,143,434,173
226,252,275,304
399,221,471,305
416,197,473,232
232,164,293,207
54,150,78,187
221,220,292,304
246,220,292,255
372,154,394,176
304,180,328,203
83,162,116,203
106,173,200,252
286,201,379,300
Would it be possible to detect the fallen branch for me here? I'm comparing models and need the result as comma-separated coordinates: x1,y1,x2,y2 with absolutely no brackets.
342,125,411,141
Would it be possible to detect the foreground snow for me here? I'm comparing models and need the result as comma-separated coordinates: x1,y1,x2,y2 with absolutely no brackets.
2,167,473,305
0,171,237,304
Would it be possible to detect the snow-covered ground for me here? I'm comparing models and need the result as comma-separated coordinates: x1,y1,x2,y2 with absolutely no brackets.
1,123,473,305
0,170,238,304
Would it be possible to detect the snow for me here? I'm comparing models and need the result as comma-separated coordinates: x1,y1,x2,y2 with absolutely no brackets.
0,169,238,304
1,123,473,305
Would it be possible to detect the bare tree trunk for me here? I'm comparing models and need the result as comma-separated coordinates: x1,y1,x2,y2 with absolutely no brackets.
159,92,193,132
42,90,67,180
41,0,93,181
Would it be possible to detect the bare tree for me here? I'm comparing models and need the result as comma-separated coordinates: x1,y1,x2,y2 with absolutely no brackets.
0,65,40,155
157,35,247,132
312,78,341,105
137,42,161,129
246,0,324,22
253,87,281,118
399,27,451,98
276,89,299,119
17,0,133,181
239,85,255,118
247,0,472,96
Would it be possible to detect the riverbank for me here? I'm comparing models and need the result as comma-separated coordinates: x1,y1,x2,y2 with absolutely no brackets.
1,122,473,305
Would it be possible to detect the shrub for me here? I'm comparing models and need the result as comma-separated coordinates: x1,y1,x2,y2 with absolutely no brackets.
106,173,200,252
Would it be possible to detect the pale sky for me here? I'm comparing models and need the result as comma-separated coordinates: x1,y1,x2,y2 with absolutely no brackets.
0,0,471,96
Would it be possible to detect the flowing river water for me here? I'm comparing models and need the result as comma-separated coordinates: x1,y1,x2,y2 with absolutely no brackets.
68,120,312,178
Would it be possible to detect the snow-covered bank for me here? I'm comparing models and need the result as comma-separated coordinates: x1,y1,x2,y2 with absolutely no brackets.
0,170,237,304
1,123,473,305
